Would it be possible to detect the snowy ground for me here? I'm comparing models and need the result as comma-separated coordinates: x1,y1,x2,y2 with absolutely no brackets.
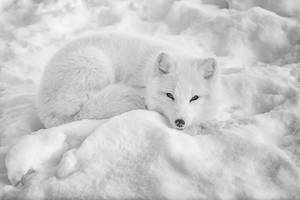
0,0,300,199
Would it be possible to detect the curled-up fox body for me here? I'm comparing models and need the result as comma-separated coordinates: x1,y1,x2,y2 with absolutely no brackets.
38,32,219,130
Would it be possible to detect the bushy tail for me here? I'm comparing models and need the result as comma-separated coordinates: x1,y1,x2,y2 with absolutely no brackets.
75,84,146,120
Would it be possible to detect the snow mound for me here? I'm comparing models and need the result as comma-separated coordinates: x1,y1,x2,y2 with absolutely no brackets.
3,110,300,199
131,0,300,63
227,0,300,17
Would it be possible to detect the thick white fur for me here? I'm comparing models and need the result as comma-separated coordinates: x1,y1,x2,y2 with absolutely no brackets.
38,32,219,128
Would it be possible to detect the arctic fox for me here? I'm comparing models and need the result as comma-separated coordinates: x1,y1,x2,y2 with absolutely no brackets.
37,32,219,130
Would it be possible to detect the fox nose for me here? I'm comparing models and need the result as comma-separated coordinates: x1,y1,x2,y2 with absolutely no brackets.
175,119,185,129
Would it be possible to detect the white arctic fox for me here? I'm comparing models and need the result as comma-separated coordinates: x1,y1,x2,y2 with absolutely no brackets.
37,32,219,130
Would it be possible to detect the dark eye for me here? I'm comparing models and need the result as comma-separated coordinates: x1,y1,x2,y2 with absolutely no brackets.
166,93,175,101
190,95,199,102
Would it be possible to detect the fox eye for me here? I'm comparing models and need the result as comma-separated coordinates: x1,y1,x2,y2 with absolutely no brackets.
190,95,199,102
166,93,175,101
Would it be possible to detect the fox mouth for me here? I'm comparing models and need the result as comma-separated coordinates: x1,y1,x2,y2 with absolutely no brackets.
175,126,185,130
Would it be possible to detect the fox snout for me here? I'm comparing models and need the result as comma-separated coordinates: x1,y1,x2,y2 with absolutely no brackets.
174,118,185,130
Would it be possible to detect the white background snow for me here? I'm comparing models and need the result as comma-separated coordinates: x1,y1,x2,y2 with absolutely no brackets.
0,0,300,199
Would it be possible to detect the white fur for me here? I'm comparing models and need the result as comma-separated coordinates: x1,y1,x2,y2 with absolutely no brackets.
38,32,219,129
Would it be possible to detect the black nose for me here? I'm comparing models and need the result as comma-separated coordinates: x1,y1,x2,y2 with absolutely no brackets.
175,119,185,128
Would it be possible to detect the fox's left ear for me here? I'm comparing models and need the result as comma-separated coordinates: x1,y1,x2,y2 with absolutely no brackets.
197,58,217,79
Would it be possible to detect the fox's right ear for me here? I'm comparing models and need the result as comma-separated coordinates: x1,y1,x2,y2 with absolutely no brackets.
155,52,173,75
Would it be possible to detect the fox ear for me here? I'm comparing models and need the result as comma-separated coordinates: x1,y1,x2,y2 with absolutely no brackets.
156,52,173,75
197,58,217,79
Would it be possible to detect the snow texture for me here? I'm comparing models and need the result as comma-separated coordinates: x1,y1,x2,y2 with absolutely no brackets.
1,0,300,199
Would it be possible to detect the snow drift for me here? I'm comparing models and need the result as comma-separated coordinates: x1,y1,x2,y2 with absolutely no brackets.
4,110,300,199
1,0,300,199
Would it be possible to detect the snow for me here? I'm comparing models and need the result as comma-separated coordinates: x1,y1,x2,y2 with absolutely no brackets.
1,0,300,199
227,0,300,17
3,110,300,199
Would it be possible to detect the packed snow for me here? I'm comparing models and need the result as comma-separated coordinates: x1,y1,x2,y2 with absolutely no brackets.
0,0,300,199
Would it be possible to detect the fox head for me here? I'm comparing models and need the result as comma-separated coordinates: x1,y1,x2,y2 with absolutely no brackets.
146,52,219,130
